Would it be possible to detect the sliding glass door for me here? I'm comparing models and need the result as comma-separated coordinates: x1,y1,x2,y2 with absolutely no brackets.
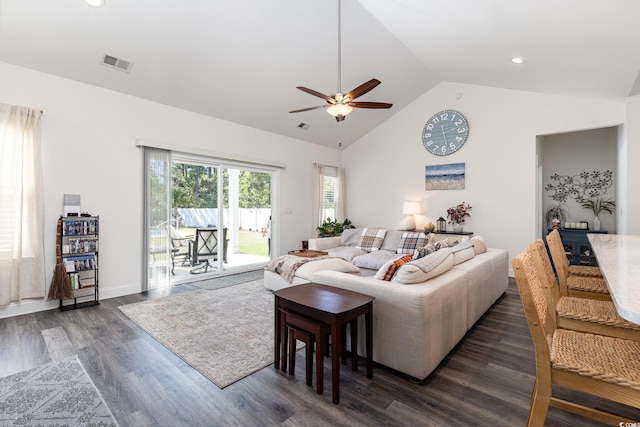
143,147,273,289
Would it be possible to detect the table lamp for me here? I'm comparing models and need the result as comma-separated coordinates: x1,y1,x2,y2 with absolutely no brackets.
402,201,421,231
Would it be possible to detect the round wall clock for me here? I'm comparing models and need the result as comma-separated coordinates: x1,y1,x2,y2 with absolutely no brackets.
422,110,469,156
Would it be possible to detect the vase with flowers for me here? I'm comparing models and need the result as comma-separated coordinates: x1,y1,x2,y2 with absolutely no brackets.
581,197,615,231
447,201,472,232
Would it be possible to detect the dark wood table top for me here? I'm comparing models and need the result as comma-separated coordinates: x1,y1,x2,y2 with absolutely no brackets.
274,283,374,314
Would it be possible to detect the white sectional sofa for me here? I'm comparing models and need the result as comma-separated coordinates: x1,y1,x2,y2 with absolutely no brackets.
264,228,509,381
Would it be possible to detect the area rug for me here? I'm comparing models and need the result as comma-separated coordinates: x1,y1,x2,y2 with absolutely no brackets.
0,355,118,426
119,280,294,389
190,269,264,290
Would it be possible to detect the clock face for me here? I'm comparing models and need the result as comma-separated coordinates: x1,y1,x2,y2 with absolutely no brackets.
422,110,469,156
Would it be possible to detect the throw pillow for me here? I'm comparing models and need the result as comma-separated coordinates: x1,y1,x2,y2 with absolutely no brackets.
396,231,428,254
434,238,450,251
393,253,455,284
375,255,413,281
356,228,387,252
413,242,437,260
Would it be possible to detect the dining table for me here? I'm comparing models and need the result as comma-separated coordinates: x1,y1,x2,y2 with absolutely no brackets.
587,233,640,325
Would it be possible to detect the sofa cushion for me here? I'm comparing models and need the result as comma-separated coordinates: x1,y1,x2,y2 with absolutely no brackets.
380,229,404,252
432,233,470,244
356,228,387,252
339,228,363,247
392,250,455,284
327,246,367,262
469,235,487,254
294,257,361,281
396,231,429,254
353,250,397,270
452,247,476,265
375,255,413,281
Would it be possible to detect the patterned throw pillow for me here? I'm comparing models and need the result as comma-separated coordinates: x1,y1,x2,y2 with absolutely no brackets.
413,242,437,260
356,228,387,252
375,255,414,281
396,231,429,254
434,238,450,251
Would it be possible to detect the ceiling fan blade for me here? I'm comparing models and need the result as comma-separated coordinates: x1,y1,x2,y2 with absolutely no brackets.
296,87,335,103
350,101,393,109
346,79,381,101
289,105,327,113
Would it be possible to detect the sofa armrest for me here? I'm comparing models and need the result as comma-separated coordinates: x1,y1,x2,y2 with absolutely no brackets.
308,236,341,250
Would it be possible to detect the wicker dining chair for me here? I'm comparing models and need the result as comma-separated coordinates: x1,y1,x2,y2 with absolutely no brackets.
512,249,640,426
529,240,640,341
546,229,602,277
545,230,610,301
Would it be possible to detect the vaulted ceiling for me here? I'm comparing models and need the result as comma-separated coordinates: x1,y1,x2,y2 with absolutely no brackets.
1,0,639,149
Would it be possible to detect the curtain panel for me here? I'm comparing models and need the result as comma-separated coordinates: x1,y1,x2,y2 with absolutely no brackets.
0,104,45,306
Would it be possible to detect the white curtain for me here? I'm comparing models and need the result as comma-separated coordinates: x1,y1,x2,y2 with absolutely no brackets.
0,104,45,306
143,147,171,290
312,163,346,236
312,163,325,236
336,166,346,222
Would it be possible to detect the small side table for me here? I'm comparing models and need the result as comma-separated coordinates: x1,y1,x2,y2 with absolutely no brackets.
274,283,374,404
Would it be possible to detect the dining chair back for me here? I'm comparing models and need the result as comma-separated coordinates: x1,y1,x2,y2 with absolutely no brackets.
545,230,610,300
512,249,640,426
529,240,640,340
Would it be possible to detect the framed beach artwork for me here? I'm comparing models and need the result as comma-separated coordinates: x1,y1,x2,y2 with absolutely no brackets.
425,162,465,190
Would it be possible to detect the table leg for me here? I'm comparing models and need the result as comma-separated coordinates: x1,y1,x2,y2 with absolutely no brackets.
316,324,324,395
366,304,373,379
350,320,358,371
331,320,340,404
280,310,288,372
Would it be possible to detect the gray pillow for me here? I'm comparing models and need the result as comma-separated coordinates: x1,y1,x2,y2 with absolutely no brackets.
339,228,363,246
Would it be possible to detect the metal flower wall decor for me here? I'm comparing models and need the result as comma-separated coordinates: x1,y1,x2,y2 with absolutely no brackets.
545,170,613,203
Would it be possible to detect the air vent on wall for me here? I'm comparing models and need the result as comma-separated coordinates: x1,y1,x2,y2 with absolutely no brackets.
101,54,133,73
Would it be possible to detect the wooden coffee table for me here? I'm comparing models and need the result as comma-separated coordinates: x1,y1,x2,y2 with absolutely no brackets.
273,283,374,404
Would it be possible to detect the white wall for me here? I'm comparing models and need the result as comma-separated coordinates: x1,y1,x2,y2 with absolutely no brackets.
624,95,640,235
343,82,626,272
0,61,341,317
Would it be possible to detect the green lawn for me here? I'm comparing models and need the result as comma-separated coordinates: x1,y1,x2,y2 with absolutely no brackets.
177,227,268,257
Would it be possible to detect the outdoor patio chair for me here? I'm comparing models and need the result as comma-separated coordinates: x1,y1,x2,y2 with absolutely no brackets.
190,228,220,274
170,226,191,274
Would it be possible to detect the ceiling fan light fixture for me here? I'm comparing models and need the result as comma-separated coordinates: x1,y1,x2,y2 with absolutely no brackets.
326,103,353,117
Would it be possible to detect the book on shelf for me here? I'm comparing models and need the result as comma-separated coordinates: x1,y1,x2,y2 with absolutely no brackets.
62,219,99,236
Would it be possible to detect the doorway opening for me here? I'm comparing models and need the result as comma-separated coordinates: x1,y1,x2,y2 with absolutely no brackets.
169,160,272,283
144,148,274,289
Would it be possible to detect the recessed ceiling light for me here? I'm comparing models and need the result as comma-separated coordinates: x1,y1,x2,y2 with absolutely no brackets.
84,0,105,8
511,57,525,64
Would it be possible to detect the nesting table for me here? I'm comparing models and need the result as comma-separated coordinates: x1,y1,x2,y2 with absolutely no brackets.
273,283,374,404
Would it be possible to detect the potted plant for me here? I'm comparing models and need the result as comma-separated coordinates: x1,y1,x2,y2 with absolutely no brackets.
545,203,569,229
446,202,472,232
581,197,615,231
316,217,355,237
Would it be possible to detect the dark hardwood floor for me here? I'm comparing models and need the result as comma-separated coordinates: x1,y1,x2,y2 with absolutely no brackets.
1,279,639,426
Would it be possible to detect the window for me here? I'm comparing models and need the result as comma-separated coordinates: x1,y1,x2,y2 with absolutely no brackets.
312,163,345,235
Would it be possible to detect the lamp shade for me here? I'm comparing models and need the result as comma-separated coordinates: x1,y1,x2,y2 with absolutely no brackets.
327,103,353,117
402,201,421,215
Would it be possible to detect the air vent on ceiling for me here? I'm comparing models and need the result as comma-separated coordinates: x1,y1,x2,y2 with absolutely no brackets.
101,54,133,73
297,122,311,130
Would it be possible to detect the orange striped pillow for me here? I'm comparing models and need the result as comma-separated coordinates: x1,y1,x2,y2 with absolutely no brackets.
376,255,414,281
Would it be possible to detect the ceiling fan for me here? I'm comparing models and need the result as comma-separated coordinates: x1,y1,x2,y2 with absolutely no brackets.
289,0,392,122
